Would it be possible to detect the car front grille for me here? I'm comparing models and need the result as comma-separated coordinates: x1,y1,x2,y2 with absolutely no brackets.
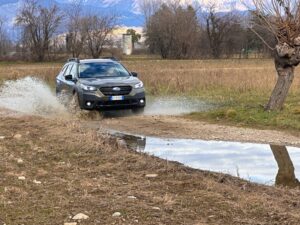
97,99,138,107
100,86,132,96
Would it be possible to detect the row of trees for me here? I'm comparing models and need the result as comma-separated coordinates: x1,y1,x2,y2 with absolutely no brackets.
0,0,275,61
14,0,117,61
143,2,274,59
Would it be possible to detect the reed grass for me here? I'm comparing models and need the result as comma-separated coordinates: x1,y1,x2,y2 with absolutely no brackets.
125,59,300,96
2,59,298,94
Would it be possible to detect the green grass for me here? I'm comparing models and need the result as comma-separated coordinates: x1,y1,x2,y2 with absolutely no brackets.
187,90,300,134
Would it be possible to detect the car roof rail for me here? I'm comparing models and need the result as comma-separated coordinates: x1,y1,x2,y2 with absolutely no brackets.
101,56,119,61
67,58,80,63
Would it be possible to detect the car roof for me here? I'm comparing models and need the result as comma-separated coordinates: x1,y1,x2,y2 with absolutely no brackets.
79,59,117,64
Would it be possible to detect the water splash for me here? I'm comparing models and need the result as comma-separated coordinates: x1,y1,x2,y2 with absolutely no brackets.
145,96,213,115
0,77,68,117
0,77,213,118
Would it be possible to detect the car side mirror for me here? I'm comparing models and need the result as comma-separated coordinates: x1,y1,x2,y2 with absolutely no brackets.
65,74,76,82
131,72,138,77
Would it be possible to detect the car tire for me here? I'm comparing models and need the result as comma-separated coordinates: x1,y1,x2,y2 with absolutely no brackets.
132,107,144,115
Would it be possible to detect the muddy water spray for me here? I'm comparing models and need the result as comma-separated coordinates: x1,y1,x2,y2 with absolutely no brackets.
0,77,68,117
145,96,213,115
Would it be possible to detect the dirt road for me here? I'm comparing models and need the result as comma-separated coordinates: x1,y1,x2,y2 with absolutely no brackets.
2,104,299,147
95,114,300,147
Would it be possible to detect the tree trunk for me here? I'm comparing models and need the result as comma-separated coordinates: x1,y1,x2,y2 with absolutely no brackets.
265,62,294,111
270,145,300,187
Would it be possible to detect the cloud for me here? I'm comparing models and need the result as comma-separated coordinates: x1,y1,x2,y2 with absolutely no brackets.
190,0,253,11
102,0,121,6
132,0,252,13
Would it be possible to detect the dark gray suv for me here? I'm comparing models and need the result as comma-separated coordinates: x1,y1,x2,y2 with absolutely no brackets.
56,58,146,113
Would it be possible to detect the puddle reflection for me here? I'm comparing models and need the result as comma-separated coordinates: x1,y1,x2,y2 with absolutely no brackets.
271,145,300,187
113,132,300,187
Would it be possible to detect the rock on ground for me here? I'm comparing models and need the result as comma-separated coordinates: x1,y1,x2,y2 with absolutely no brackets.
72,213,89,220
145,174,158,178
13,134,22,139
112,212,121,217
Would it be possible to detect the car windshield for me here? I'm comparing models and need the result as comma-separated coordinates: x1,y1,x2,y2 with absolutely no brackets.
79,62,130,78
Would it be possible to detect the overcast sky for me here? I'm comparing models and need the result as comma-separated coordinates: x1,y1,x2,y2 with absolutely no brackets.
101,0,252,12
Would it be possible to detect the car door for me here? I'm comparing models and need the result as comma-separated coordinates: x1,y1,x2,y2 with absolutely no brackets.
65,63,78,95
56,64,68,95
61,63,74,98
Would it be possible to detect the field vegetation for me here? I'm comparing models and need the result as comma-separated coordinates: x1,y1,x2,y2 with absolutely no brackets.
1,59,300,132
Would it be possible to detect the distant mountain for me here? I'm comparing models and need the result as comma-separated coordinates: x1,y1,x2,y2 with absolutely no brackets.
0,0,143,26
0,0,247,40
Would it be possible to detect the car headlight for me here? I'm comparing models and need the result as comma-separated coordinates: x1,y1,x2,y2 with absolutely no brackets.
80,84,97,91
134,81,144,89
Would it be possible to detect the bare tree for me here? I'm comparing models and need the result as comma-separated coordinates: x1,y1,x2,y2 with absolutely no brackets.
66,0,86,57
205,5,236,59
146,4,200,59
137,0,162,25
0,18,5,55
0,17,12,57
173,5,200,58
81,14,117,58
242,13,276,58
16,0,63,61
146,4,175,58
251,0,300,110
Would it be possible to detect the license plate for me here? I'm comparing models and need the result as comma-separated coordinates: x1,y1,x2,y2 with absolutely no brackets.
110,96,124,101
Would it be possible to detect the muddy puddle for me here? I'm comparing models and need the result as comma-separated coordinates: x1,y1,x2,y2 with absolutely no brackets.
111,131,300,187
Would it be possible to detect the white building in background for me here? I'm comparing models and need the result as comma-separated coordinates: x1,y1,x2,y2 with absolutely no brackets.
122,34,132,55
109,26,146,50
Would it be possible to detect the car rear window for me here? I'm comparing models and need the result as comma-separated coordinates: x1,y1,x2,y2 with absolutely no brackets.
79,62,130,78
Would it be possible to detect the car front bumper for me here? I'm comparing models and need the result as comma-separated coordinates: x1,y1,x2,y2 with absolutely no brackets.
78,89,146,110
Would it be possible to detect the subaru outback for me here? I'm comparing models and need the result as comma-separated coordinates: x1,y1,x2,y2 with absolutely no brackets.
56,58,146,113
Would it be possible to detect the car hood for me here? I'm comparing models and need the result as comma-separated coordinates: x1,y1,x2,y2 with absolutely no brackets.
78,76,141,87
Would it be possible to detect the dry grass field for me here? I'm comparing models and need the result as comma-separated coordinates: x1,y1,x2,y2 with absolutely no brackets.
126,59,291,95
2,59,300,96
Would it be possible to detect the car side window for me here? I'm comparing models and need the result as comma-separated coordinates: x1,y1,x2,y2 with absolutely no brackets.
70,64,78,78
61,65,68,75
64,64,73,76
